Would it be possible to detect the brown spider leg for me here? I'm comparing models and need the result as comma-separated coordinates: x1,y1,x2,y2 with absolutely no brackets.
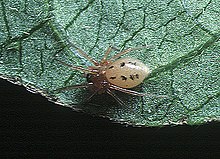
106,89,126,106
109,45,153,62
101,46,120,63
55,59,98,74
109,84,168,98
83,88,101,103
54,83,93,92
67,41,99,66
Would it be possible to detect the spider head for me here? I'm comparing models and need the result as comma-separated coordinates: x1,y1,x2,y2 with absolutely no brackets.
85,69,110,94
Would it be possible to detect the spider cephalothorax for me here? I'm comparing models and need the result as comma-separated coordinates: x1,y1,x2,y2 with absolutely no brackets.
86,65,110,95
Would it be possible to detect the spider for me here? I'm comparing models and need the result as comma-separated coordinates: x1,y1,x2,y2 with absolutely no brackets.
55,44,166,105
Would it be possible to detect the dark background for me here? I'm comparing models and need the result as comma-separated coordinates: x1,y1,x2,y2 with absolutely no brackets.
1,78,219,159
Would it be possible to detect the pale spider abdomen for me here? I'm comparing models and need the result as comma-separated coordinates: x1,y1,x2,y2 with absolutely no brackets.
105,57,151,88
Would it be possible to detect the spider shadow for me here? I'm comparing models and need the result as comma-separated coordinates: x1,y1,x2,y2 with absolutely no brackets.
72,88,141,116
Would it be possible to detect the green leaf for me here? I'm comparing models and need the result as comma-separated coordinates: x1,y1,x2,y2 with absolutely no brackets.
0,0,219,126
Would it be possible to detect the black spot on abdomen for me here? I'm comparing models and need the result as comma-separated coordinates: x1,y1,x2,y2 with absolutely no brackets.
108,66,114,69
120,62,125,67
129,74,139,80
121,75,127,81
110,76,116,80
129,75,135,80
128,61,136,65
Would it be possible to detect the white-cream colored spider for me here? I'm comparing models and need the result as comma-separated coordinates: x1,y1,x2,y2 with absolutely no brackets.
56,44,167,105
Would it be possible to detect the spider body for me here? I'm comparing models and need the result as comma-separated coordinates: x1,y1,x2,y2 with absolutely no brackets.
85,57,150,94
56,45,165,105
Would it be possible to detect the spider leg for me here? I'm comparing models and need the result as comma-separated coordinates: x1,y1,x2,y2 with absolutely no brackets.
101,45,120,63
83,88,100,103
109,84,168,98
109,45,153,62
106,89,126,106
67,40,99,66
55,59,98,74
54,82,93,92
54,82,99,106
